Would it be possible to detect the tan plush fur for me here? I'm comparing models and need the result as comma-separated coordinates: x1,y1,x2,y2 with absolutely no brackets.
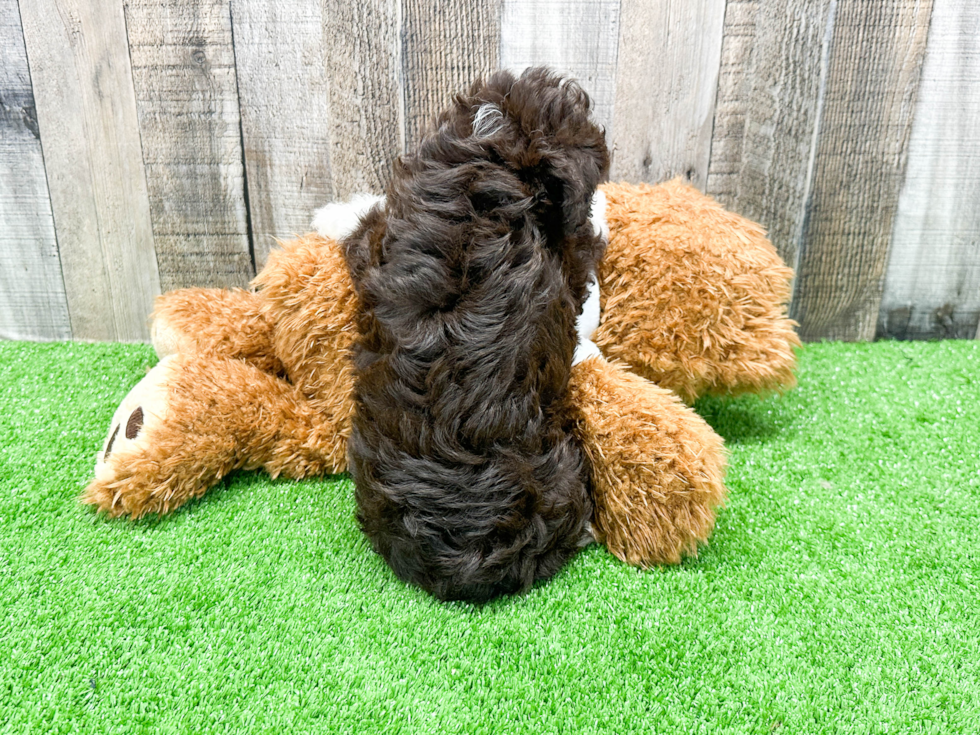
150,287,283,375
82,353,343,517
84,234,356,518
253,235,359,472
84,182,799,568
569,357,727,565
596,179,800,403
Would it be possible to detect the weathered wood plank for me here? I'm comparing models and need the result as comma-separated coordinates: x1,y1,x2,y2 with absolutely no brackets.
499,0,619,136
125,0,253,291
402,0,501,151
878,0,980,341
228,0,333,268
321,0,401,198
0,0,70,340
610,0,726,187
792,0,934,342
706,0,835,269
20,0,160,341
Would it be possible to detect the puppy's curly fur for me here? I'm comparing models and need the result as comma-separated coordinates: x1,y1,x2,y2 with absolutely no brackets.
345,69,610,601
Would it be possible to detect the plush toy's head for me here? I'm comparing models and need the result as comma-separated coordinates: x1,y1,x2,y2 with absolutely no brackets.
594,180,799,402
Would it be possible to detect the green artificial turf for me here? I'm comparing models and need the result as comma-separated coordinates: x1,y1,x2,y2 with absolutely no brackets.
1,339,978,734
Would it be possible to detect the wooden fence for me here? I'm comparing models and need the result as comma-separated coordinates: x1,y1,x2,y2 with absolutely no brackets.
2,0,978,342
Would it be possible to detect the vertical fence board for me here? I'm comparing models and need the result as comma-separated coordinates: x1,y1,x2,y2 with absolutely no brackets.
402,0,501,151
125,0,253,291
610,0,726,187
878,0,980,341
706,0,835,268
0,0,70,340
229,0,332,268
20,0,159,341
792,0,933,342
322,0,401,198
499,0,620,135
8,0,980,343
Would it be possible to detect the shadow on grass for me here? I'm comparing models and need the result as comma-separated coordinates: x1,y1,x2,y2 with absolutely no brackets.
83,470,352,531
693,393,787,445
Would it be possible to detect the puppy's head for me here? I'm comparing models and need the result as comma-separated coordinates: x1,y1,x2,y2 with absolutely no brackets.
421,67,610,239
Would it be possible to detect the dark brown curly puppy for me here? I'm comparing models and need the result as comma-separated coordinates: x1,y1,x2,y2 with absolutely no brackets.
345,68,610,601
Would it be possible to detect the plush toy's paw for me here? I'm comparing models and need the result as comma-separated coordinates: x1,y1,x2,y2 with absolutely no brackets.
84,355,183,517
84,355,347,519
569,357,728,567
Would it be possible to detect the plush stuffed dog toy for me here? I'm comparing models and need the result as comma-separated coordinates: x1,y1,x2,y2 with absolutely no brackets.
85,172,797,574
83,68,797,591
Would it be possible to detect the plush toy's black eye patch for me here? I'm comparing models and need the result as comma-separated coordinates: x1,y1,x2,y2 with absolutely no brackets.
104,424,120,459
126,407,144,440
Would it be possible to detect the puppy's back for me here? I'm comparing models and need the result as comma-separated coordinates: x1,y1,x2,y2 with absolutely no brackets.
348,69,609,601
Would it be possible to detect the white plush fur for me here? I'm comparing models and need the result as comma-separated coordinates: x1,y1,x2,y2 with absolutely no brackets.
590,188,609,243
573,275,602,366
312,194,385,242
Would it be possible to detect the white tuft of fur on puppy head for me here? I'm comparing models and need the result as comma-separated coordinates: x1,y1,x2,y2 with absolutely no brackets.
472,103,505,138
590,189,609,244
312,193,385,242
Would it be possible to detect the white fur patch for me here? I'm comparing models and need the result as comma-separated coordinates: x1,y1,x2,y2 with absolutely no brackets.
573,339,603,366
573,274,602,366
312,194,385,242
590,189,609,243
472,103,505,138
574,193,608,367
576,273,601,342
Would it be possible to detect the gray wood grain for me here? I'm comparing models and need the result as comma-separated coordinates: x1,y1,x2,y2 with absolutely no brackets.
229,0,333,268
610,0,726,187
20,0,160,341
499,0,620,136
706,0,835,269
322,0,401,198
878,0,980,341
792,0,934,342
125,0,253,292
402,0,501,151
0,0,70,340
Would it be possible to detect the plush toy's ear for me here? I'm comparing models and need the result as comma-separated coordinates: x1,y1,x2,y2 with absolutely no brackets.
569,356,728,567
